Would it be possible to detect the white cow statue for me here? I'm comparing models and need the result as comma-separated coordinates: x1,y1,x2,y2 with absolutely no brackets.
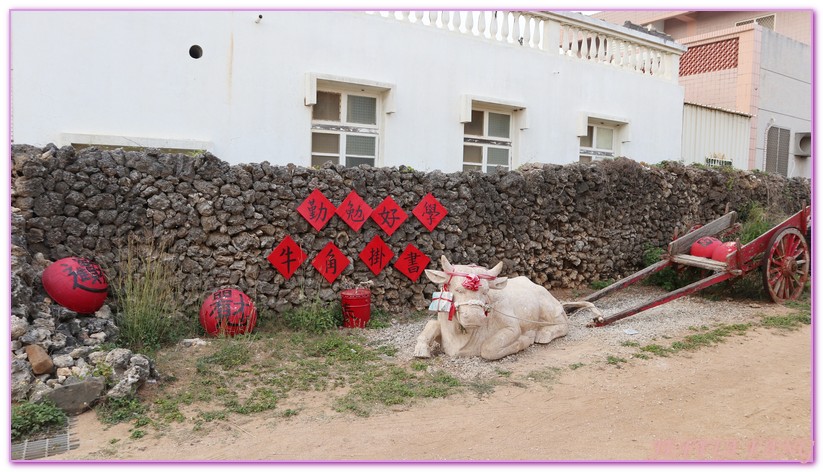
414,256,601,361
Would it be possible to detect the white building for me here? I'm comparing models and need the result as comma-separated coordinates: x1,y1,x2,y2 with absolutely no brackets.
11,11,687,172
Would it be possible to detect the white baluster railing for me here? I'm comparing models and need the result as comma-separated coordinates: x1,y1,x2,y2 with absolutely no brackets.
365,10,686,82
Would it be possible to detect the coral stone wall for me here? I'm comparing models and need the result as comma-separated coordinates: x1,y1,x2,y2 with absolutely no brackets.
11,145,811,315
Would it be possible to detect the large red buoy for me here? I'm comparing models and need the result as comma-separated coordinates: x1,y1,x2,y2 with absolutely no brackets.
42,257,109,314
690,237,722,258
199,288,258,337
711,241,738,262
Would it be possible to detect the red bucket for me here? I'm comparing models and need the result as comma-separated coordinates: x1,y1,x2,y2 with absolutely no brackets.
341,288,371,329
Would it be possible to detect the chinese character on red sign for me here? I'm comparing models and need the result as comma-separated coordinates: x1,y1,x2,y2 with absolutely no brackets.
412,193,448,231
312,241,349,283
336,191,373,231
371,196,408,236
267,235,307,280
297,189,336,231
359,236,395,275
394,244,430,282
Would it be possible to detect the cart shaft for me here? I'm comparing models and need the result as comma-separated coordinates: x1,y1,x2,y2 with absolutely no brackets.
588,271,735,327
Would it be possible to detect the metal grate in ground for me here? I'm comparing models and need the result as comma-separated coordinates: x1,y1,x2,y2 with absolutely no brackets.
11,418,79,460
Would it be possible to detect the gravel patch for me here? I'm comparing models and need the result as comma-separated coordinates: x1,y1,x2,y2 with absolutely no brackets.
363,285,773,381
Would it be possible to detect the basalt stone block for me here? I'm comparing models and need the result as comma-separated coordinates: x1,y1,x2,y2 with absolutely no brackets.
26,344,54,375
39,376,105,415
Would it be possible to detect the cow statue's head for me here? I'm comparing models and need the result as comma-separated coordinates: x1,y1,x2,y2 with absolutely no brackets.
425,255,508,329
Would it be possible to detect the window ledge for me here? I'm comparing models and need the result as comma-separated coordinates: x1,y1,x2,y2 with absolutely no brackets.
461,95,528,129
305,73,395,113
60,133,212,152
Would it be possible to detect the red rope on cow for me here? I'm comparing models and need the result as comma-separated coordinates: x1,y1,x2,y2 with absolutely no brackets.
443,276,456,321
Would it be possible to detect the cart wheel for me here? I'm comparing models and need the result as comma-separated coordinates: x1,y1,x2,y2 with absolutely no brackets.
762,227,809,303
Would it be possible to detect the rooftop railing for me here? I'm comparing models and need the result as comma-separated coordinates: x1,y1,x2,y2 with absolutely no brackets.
367,11,688,83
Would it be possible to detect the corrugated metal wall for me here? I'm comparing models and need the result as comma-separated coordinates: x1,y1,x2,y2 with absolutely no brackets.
681,103,751,169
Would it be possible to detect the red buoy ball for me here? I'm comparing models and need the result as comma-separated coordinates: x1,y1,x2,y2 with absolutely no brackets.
690,237,722,258
199,288,258,337
42,257,109,314
711,241,738,262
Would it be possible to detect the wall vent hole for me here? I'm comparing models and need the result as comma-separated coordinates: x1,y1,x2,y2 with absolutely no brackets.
189,45,203,59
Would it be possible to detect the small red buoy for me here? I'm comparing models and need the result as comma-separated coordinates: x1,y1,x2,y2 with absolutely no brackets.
199,288,257,337
42,257,109,314
690,237,722,258
711,241,737,262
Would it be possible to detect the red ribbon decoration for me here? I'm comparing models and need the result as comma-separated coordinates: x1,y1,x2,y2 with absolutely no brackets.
462,274,481,291
441,270,497,321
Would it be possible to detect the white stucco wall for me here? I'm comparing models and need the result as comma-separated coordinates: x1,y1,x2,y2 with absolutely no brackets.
755,29,812,178
11,11,686,170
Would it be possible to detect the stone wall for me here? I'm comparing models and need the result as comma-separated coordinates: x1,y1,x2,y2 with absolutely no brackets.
11,144,811,316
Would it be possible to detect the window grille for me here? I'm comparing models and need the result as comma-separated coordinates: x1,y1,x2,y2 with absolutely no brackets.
736,15,775,30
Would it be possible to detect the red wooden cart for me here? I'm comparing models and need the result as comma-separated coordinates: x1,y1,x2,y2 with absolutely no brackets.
575,205,811,327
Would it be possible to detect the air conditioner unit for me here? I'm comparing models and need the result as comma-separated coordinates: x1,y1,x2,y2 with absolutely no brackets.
794,132,811,157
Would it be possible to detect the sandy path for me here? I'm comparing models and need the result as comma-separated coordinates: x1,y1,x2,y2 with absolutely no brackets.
61,324,812,462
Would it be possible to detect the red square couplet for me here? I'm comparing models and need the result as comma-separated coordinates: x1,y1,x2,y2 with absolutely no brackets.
359,236,395,276
336,191,372,232
267,235,307,280
412,193,448,231
297,189,336,231
393,244,431,282
312,241,349,283
371,196,408,236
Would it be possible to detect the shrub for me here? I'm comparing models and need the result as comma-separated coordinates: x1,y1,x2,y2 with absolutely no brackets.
282,299,340,333
11,402,68,442
114,235,180,352
737,202,782,245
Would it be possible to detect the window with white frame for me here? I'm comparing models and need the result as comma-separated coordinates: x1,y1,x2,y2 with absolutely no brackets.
579,124,616,163
311,90,380,168
463,109,512,173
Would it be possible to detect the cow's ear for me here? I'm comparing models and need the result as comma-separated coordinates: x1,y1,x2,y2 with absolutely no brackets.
440,255,453,273
488,261,504,277
425,269,449,285
488,277,508,290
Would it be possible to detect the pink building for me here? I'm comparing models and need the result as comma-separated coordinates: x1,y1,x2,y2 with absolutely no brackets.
594,11,812,178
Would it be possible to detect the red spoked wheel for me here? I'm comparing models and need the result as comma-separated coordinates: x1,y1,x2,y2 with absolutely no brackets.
762,227,809,303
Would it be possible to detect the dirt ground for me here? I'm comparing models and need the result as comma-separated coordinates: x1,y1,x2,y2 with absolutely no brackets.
55,299,813,464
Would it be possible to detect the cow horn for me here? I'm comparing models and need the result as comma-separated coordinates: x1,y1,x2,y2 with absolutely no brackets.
440,255,453,273
487,261,504,277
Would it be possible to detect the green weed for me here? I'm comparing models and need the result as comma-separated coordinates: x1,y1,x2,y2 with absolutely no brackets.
466,379,497,398
526,367,561,384
196,341,251,373
334,366,461,417
411,361,428,372
96,395,147,425
114,235,181,352
367,308,392,329
590,279,614,290
761,312,811,330
568,363,585,370
11,401,68,442
606,355,627,365
495,368,512,377
640,344,671,357
282,299,341,333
